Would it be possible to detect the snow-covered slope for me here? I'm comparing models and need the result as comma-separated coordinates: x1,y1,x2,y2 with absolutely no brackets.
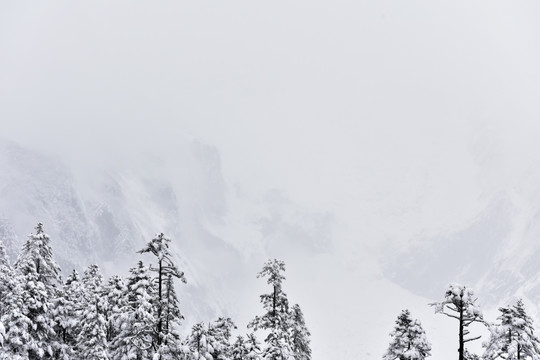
0,138,244,328
3,137,540,360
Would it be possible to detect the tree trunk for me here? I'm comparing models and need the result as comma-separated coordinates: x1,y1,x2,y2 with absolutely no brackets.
459,303,464,360
157,259,162,347
273,284,277,318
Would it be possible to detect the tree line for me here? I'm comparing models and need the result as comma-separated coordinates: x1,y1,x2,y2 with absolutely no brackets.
383,283,540,360
0,223,311,360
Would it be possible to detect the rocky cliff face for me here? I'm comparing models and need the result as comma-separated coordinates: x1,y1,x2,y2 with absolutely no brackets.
0,138,243,327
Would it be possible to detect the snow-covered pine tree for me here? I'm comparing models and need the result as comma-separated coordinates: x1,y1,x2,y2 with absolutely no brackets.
0,235,9,268
77,290,110,360
110,260,156,360
80,264,104,303
232,335,248,360
290,304,311,360
0,272,33,359
50,270,83,359
76,264,110,359
431,283,484,360
207,317,236,360
185,322,211,360
0,236,12,318
138,232,186,358
0,215,18,263
14,223,62,292
232,334,261,360
248,259,294,360
11,223,62,359
383,309,431,360
102,275,128,344
154,274,183,359
483,299,540,360
245,333,262,360
0,237,15,357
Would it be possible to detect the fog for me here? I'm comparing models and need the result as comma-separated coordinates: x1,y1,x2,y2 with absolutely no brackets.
2,1,540,359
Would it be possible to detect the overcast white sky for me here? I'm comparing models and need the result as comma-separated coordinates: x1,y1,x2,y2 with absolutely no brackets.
3,0,540,221
2,2,540,359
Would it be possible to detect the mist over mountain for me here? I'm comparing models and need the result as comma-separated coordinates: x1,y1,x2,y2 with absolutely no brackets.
2,1,540,358
4,132,540,359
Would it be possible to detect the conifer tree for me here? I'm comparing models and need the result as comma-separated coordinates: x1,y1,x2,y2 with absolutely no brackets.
207,317,236,360
232,334,261,360
75,264,110,359
0,272,33,359
12,223,62,359
14,223,62,292
431,284,484,360
0,235,9,268
290,304,311,360
154,274,183,359
110,260,156,360
232,335,248,360
0,237,13,318
0,216,18,263
383,309,431,360
102,275,128,344
138,232,186,358
483,299,540,360
185,322,211,360
80,264,104,303
51,270,82,359
77,291,109,360
249,259,294,360
245,333,262,360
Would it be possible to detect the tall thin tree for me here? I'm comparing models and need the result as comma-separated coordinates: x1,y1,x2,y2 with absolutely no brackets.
431,283,484,360
138,232,186,357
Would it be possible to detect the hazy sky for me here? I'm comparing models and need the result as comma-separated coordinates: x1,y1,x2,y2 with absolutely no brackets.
3,0,540,224
2,2,540,359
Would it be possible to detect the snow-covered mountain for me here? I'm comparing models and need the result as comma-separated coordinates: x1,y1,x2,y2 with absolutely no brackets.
0,138,249,328
3,137,540,360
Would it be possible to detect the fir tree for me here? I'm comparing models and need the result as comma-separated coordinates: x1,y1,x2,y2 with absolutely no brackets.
138,233,186,358
14,223,61,292
232,334,261,360
249,259,294,360
208,317,236,360
185,322,211,360
0,237,13,318
431,283,484,360
77,292,109,360
383,309,431,360
483,299,540,360
50,270,82,359
110,261,156,360
245,333,262,360
11,223,62,359
290,304,311,360
154,274,183,359
75,265,110,359
232,335,248,360
81,264,105,304
0,215,18,263
0,272,33,359
102,275,128,344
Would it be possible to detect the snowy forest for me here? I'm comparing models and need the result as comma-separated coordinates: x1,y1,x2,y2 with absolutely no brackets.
383,284,540,360
0,223,311,360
